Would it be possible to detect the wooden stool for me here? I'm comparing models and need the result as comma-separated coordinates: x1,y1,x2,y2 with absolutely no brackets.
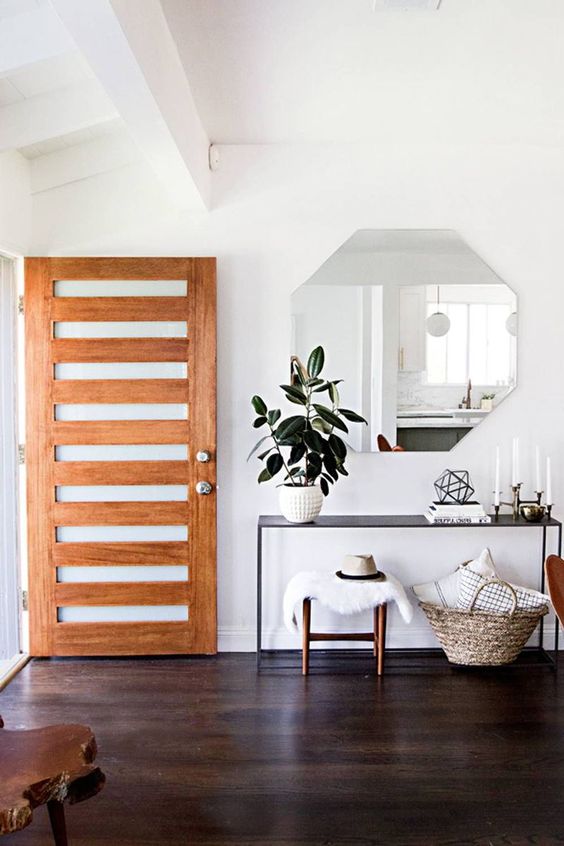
0,714,105,843
301,598,387,675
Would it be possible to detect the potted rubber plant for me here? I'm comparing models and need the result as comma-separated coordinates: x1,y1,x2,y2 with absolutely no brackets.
248,346,367,523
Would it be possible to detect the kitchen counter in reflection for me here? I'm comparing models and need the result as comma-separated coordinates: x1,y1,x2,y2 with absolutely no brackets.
397,407,489,428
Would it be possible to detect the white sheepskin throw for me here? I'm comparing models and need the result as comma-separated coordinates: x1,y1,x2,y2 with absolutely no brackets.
283,570,413,633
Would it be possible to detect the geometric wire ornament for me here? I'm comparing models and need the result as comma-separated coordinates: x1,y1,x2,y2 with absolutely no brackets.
433,469,475,504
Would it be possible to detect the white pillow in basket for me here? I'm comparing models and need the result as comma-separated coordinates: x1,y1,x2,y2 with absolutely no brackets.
456,568,550,614
412,548,496,608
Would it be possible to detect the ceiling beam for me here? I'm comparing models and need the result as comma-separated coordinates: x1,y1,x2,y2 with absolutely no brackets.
0,80,118,152
29,129,142,194
50,0,210,210
0,4,75,77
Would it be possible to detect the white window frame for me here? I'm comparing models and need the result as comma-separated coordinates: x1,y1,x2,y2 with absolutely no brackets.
0,254,23,678
425,300,514,387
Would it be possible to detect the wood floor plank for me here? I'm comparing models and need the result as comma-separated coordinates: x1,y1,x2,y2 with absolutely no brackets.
1,655,564,845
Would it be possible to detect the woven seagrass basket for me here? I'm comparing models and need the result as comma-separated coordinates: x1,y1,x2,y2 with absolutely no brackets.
420,579,549,666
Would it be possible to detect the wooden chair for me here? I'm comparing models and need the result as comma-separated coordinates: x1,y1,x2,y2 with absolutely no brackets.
0,715,105,844
301,598,387,676
377,434,405,452
546,554,564,628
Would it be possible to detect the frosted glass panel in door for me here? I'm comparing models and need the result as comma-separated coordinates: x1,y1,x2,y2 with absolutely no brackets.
54,280,187,297
56,485,188,502
55,404,188,421
55,322,188,338
54,362,187,379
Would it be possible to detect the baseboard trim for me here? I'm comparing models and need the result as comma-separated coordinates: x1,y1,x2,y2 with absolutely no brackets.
0,653,30,691
218,621,564,653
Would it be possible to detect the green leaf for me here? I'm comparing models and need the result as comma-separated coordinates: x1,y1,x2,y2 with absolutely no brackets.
284,392,308,406
253,416,267,429
328,382,340,406
323,453,338,480
276,415,306,441
338,408,367,424
246,435,270,461
289,443,306,465
251,395,267,415
307,377,325,388
278,435,301,447
337,464,349,476
280,383,305,399
307,346,325,378
287,466,305,478
321,472,335,485
267,409,281,426
257,448,274,461
266,453,284,477
328,434,347,460
312,417,331,435
257,468,271,483
292,361,307,386
303,429,324,453
320,477,329,497
313,404,349,433
306,456,322,483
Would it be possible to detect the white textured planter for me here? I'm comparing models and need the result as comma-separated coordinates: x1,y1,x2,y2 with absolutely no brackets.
279,484,323,524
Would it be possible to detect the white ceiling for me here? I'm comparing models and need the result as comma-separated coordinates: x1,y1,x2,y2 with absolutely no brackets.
162,0,564,145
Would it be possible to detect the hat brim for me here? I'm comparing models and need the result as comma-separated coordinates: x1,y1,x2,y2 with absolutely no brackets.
335,570,386,581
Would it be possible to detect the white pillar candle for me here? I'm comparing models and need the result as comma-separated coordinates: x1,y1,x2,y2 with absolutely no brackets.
535,446,541,492
512,437,519,487
494,446,500,506
546,457,553,505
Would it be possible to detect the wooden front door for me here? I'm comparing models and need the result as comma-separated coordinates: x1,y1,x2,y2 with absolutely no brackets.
25,258,216,656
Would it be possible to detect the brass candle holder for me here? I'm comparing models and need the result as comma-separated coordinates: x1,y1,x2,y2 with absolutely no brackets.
493,483,552,522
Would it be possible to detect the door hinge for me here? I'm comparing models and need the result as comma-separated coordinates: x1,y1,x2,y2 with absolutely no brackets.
18,444,25,465
21,590,28,612
17,295,24,316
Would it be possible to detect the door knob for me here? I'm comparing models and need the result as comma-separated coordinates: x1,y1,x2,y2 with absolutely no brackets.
196,450,211,463
195,481,213,495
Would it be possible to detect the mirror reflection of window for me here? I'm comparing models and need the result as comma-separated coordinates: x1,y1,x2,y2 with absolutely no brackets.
425,285,516,386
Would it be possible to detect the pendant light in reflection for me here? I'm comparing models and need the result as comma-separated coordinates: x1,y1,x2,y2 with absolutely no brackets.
426,286,451,337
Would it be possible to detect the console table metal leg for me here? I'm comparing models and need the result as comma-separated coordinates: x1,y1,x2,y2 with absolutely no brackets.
257,525,262,671
540,525,547,650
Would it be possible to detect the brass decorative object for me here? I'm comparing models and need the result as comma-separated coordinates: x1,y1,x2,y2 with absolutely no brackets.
520,504,547,523
493,483,552,522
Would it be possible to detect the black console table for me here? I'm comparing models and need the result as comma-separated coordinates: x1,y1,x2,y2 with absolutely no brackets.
256,514,562,671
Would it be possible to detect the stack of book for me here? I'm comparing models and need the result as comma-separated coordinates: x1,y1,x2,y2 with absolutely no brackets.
425,501,491,524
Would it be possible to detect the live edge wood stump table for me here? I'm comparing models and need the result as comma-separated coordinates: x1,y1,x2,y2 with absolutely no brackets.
0,716,105,844
256,514,563,672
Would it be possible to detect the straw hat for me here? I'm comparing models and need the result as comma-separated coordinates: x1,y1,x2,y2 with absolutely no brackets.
336,554,385,581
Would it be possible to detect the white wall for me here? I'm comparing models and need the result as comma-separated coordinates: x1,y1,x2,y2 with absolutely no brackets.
291,283,364,452
25,141,564,650
0,150,31,255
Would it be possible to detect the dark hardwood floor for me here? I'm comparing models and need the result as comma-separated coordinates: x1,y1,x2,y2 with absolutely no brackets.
1,654,564,845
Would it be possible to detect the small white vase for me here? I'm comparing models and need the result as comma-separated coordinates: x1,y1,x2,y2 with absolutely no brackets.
279,484,323,524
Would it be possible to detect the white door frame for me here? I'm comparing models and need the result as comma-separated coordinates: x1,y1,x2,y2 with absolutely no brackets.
0,253,22,675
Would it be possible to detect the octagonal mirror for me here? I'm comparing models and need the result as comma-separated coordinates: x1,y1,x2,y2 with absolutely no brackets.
291,230,517,452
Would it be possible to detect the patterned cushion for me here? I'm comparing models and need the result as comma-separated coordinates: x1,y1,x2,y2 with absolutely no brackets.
456,568,549,614
412,548,496,608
